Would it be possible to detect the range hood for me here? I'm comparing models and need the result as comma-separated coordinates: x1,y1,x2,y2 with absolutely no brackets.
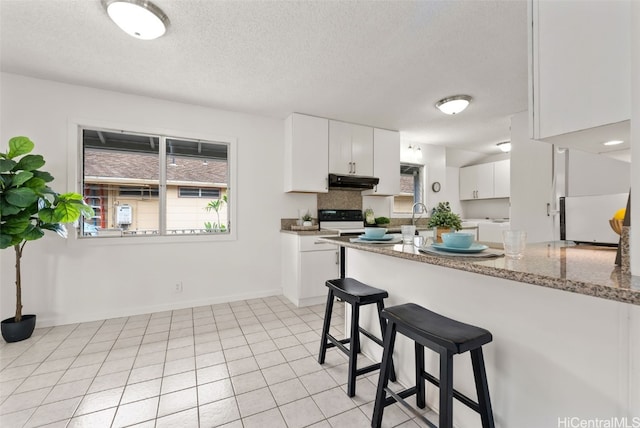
328,173,379,190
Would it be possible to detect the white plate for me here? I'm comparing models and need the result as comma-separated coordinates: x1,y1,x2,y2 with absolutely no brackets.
358,234,394,241
431,243,488,253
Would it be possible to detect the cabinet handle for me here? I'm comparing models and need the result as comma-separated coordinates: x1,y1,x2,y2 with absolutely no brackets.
325,177,328,190
348,162,352,174
353,162,356,174
335,251,339,265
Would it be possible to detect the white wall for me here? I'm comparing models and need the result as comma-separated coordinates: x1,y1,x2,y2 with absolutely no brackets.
632,0,640,279
0,73,311,326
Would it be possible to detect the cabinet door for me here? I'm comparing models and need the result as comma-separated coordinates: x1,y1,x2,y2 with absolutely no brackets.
300,250,339,300
350,124,374,176
459,165,478,200
362,128,400,196
284,113,329,192
530,0,630,140
329,120,353,174
493,159,510,198
475,163,494,199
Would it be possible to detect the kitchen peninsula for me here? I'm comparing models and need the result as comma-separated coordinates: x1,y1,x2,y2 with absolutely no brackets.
319,236,640,428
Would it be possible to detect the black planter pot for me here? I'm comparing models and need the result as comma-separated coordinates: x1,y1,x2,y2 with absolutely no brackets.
1,314,36,343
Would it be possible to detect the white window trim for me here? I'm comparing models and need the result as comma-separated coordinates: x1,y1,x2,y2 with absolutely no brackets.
393,163,428,218
67,118,238,245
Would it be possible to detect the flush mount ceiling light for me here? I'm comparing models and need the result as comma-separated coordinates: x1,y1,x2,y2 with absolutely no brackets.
435,95,472,115
497,141,511,152
603,140,624,146
102,0,169,40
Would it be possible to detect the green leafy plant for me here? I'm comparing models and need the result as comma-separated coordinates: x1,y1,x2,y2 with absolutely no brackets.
375,216,390,225
302,212,312,222
204,194,228,231
0,136,94,322
427,202,461,230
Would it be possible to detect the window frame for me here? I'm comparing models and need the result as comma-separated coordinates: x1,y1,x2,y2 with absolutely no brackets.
393,162,428,217
68,120,237,245
178,187,221,199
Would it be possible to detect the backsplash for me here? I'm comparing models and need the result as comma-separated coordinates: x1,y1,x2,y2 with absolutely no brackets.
317,190,363,210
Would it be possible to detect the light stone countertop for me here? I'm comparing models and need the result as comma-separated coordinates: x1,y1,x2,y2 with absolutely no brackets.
317,236,640,306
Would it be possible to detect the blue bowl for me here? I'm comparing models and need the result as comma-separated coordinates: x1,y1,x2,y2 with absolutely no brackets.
363,227,387,239
441,232,474,249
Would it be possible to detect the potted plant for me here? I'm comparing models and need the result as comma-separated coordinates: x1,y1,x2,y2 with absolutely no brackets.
302,212,313,227
375,216,391,227
0,136,94,342
427,201,462,242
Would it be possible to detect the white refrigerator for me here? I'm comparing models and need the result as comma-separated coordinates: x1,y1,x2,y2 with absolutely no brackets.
560,193,628,245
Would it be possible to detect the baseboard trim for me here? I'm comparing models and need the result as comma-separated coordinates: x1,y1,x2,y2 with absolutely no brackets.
35,288,284,328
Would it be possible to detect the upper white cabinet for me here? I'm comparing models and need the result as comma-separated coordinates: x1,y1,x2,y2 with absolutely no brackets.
362,128,400,196
460,163,494,200
459,160,510,201
329,120,374,176
284,113,329,193
493,159,510,198
529,0,630,141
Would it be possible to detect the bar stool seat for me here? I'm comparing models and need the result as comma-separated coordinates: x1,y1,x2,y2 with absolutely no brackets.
372,303,495,428
318,278,396,397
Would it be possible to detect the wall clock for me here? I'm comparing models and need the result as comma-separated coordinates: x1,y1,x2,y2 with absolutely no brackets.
431,182,441,192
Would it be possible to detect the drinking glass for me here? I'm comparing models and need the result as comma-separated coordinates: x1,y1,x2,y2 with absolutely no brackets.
502,230,526,259
401,225,416,244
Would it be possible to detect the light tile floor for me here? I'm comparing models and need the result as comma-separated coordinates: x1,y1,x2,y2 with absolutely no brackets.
0,295,437,427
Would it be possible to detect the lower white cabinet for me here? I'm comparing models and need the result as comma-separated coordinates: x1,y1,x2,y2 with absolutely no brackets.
282,234,339,307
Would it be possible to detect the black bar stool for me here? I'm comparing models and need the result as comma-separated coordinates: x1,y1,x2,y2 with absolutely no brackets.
318,277,396,397
371,303,494,428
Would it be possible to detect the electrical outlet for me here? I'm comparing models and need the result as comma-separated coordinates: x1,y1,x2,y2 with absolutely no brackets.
175,282,183,293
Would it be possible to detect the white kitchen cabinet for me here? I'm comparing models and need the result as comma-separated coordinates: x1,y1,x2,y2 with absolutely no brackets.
281,233,339,307
529,0,630,141
478,222,510,244
284,113,329,193
362,128,400,196
329,120,373,176
493,159,510,198
459,163,494,200
460,161,510,200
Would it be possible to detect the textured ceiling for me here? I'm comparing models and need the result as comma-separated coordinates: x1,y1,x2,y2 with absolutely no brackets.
0,0,529,154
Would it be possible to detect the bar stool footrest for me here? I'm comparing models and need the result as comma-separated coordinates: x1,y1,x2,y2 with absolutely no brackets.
358,326,384,347
383,387,436,428
355,362,382,377
421,370,481,414
326,334,351,356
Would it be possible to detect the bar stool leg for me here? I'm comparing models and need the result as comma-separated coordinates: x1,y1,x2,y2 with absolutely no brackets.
376,301,396,382
415,342,425,409
347,303,360,397
471,348,495,428
371,320,397,428
439,351,454,428
318,289,335,364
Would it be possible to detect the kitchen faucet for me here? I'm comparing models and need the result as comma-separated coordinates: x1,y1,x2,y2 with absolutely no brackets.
411,202,429,226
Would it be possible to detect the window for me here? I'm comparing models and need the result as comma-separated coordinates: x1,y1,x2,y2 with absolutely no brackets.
393,164,425,214
119,186,159,198
80,128,230,238
178,187,220,198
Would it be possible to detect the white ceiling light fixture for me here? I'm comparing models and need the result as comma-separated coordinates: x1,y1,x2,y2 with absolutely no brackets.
603,140,624,146
102,0,169,40
497,141,511,152
435,95,472,115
